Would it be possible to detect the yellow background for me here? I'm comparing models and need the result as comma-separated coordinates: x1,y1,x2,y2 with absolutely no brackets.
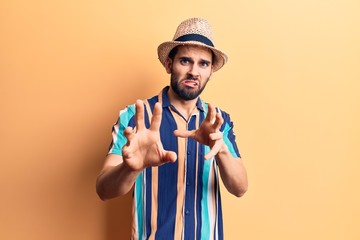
1,0,359,239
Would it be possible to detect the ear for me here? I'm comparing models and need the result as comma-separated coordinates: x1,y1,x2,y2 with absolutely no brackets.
165,58,172,74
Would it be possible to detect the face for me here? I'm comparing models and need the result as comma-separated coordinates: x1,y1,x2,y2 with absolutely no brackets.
166,45,213,100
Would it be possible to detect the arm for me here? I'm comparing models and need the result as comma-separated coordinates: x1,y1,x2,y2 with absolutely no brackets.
96,154,141,200
96,100,177,201
215,144,248,197
174,103,248,197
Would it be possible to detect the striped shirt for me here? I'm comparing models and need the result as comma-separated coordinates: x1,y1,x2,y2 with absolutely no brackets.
108,86,241,240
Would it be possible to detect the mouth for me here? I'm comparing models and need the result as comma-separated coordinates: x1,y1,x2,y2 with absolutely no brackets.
182,79,199,88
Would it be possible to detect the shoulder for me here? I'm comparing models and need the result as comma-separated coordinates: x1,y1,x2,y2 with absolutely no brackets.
118,103,136,118
200,99,232,119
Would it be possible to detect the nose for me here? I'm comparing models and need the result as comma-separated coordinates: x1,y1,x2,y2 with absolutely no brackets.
188,64,200,78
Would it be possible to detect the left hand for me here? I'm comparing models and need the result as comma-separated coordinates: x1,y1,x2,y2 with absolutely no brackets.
173,103,224,159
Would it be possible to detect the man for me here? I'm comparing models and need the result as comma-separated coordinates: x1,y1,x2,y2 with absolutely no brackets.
96,17,248,239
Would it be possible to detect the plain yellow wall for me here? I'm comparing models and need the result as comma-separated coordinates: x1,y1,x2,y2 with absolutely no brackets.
1,0,359,239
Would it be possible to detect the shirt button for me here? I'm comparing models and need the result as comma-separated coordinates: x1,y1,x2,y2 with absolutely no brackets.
185,210,190,215
186,182,190,186
187,151,190,155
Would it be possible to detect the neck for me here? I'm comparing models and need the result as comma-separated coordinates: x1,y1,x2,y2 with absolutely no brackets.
167,87,199,120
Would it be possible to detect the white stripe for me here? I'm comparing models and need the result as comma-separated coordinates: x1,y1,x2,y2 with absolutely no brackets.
207,159,215,239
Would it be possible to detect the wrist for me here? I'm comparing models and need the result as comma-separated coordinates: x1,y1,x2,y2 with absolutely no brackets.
122,158,144,173
216,142,229,158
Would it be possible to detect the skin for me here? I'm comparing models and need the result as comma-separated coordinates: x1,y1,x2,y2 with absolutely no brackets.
96,45,248,200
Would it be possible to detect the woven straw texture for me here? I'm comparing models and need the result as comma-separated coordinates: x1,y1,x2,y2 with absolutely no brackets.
157,18,228,72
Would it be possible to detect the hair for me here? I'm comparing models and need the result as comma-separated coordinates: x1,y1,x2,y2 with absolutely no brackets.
168,45,217,65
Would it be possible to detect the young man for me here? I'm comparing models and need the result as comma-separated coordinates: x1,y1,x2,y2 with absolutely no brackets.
96,18,248,239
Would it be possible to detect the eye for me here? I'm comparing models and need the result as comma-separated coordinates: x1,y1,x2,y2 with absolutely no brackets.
180,58,190,65
200,61,210,68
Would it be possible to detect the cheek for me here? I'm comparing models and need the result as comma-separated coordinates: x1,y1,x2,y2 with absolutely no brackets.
172,65,188,76
200,69,212,79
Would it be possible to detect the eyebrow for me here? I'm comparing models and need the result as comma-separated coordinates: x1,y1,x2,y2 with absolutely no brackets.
178,56,211,64
200,59,211,65
178,56,193,62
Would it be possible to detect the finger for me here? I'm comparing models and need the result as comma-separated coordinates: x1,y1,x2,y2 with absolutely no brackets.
205,103,216,123
150,102,162,131
209,131,223,141
213,113,224,130
162,150,177,163
124,127,135,142
173,129,196,138
204,140,223,159
135,99,145,131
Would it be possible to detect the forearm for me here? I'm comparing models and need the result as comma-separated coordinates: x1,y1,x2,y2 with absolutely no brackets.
96,160,141,201
216,144,248,197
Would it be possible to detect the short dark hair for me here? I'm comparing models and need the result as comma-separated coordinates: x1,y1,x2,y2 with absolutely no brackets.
168,46,217,65
168,46,179,60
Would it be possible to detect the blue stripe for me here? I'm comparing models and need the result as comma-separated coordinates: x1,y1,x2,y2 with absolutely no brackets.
196,112,206,239
145,168,152,238
155,106,178,238
141,102,152,238
184,120,198,239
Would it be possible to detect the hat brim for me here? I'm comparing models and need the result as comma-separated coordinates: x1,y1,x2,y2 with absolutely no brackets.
157,41,228,72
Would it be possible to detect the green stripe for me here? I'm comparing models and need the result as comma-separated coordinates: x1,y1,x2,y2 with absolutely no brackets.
201,103,211,240
116,105,136,155
135,172,143,239
201,145,211,240
223,122,238,157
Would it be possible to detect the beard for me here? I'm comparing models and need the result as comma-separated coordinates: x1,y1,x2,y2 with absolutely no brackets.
170,73,209,101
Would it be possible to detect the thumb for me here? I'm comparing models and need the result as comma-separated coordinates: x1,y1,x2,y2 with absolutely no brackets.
162,151,177,163
173,129,196,138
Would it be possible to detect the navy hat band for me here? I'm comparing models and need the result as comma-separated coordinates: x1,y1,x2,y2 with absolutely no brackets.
174,34,214,47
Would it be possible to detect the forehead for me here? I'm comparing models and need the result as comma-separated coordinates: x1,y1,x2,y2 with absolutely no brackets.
175,45,213,60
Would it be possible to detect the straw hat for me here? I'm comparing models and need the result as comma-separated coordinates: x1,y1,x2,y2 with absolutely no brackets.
157,18,228,72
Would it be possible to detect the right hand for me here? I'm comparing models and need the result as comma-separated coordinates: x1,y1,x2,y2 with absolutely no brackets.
122,100,177,171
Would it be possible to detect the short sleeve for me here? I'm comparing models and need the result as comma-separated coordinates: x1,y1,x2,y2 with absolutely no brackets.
108,104,136,155
220,110,241,158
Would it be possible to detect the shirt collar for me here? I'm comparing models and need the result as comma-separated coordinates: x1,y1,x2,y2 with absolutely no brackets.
160,86,205,112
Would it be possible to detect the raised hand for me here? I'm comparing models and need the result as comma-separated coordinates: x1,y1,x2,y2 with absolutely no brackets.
174,103,224,159
122,100,177,171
